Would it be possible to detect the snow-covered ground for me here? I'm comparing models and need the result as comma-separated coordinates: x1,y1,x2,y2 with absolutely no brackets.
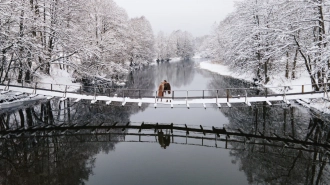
37,67,80,92
192,54,202,59
199,60,330,114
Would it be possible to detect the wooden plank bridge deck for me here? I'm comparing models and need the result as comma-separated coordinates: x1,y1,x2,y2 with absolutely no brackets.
0,81,329,108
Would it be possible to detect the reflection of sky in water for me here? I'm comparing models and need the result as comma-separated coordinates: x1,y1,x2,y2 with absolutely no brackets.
88,143,248,185
87,59,248,185
130,105,229,127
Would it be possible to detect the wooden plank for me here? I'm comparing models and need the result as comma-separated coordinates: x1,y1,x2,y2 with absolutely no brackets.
106,100,112,105
122,101,126,106
217,103,221,108
138,102,142,107
74,98,81,102
14,92,23,96
203,103,206,109
296,99,310,108
47,96,54,100
266,100,272,105
300,99,311,104
284,100,291,105
29,94,38,98
187,103,190,109
226,102,232,108
91,99,97,104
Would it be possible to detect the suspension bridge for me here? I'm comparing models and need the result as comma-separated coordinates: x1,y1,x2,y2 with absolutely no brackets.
0,78,328,108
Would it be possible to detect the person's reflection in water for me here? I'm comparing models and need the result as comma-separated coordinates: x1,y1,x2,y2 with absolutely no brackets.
157,129,170,149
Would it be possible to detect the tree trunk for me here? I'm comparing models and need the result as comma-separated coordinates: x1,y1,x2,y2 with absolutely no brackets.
291,49,298,79
0,50,5,80
17,8,25,83
3,53,14,83
264,58,270,84
294,36,318,90
17,61,23,83
24,56,32,83
285,52,289,79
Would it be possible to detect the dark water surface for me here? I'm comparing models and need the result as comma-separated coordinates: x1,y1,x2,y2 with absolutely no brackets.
88,59,248,185
0,59,329,185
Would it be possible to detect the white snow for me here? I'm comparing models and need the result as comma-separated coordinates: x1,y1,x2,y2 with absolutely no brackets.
150,57,183,65
192,54,202,59
37,67,80,92
170,57,181,62
199,60,330,114
200,61,249,80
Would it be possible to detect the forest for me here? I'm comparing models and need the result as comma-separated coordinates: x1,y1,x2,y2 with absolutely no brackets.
2,0,329,90
0,0,195,85
199,0,330,91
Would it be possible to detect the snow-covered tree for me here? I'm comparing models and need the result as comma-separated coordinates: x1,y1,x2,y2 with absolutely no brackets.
168,30,195,60
0,0,156,84
207,0,330,89
155,31,171,61
128,16,155,66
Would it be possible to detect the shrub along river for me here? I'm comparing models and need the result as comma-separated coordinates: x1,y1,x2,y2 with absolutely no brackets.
0,59,329,185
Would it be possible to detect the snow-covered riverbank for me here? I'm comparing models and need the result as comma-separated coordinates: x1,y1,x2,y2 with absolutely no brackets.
199,60,330,115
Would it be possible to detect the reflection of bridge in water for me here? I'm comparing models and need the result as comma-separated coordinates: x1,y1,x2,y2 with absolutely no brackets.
1,122,330,155
0,78,328,108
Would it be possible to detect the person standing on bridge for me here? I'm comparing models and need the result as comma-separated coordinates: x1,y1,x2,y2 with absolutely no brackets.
163,80,171,102
157,81,165,102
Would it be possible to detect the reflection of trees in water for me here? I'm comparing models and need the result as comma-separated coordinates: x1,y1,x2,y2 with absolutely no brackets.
0,132,121,185
126,65,156,91
229,116,330,184
207,72,264,97
125,65,156,113
0,98,137,185
207,71,330,184
153,60,195,88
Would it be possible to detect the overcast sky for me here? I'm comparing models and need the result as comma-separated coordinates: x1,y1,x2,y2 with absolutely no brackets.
114,0,239,37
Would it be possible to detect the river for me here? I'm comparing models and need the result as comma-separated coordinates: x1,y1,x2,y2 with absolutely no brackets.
0,58,329,185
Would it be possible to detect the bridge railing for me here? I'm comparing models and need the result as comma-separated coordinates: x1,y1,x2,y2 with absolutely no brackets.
1,77,329,100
